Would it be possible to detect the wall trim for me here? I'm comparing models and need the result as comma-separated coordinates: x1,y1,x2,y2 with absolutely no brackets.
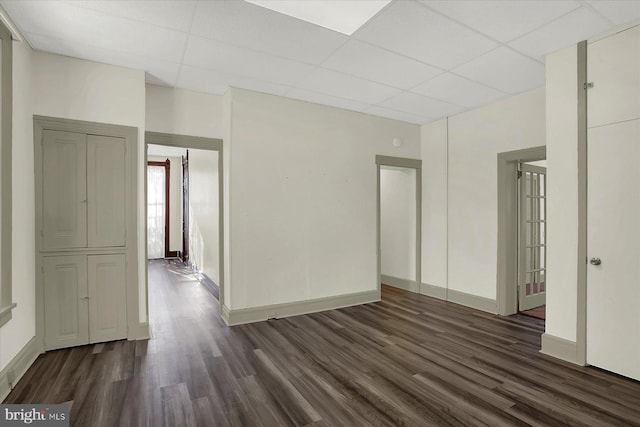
0,337,38,402
541,333,582,365
225,290,379,326
576,40,588,366
221,304,230,326
381,274,417,292
419,283,447,300
447,289,498,314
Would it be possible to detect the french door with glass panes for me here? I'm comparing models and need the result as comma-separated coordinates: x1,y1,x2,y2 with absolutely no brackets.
518,164,546,311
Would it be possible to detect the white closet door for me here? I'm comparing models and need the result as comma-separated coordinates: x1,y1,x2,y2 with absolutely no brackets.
88,254,127,343
44,255,89,350
147,166,166,259
587,119,640,381
42,130,87,249
87,135,126,247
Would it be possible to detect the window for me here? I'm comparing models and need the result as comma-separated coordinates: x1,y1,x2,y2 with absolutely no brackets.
0,18,13,328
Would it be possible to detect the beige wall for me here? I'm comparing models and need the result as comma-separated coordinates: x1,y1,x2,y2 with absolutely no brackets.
227,88,421,310
188,149,219,284
420,89,546,303
545,45,579,342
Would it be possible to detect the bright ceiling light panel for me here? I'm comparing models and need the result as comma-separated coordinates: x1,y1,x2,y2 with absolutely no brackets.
245,0,392,35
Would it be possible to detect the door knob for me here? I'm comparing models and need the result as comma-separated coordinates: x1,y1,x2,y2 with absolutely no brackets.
590,257,602,266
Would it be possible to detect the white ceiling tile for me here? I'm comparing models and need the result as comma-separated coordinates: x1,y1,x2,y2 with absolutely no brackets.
64,0,197,32
321,39,442,90
178,65,292,96
378,91,464,118
183,35,315,87
411,73,508,108
588,1,640,27
26,32,180,85
422,0,580,43
190,0,348,65
294,67,401,104
364,105,432,125
354,1,498,69
509,7,612,60
2,1,187,63
285,88,371,113
452,47,545,94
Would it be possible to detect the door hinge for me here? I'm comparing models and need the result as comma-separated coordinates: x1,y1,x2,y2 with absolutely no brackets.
584,82,594,90
40,229,44,237
517,170,522,179
41,265,44,274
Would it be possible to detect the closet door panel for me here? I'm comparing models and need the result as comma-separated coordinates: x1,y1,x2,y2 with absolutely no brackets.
88,254,127,343
87,135,126,247
42,130,87,249
43,255,89,350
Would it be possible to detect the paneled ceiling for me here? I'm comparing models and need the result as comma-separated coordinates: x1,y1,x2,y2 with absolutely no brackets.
2,0,639,125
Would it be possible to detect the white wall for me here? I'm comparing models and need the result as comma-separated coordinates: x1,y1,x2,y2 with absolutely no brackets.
545,45,579,342
0,39,32,371
421,118,448,289
380,166,416,281
421,89,546,302
148,154,182,253
188,149,219,284
145,85,224,139
228,88,420,310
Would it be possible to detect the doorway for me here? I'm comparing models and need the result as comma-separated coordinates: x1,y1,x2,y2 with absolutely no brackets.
144,132,225,314
496,146,546,317
375,155,421,298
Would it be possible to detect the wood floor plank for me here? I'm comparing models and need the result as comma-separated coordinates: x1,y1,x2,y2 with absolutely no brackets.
4,261,640,426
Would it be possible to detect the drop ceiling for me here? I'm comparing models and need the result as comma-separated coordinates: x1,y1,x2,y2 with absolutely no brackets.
2,0,639,125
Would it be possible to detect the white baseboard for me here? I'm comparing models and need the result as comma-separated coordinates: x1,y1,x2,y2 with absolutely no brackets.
541,333,581,365
446,289,498,314
225,290,380,326
419,283,447,300
0,336,39,402
381,274,417,292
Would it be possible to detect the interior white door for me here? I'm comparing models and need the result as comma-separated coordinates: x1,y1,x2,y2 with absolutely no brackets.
42,130,87,249
518,164,546,311
147,166,166,259
87,135,126,247
587,119,640,381
44,255,89,350
88,254,127,343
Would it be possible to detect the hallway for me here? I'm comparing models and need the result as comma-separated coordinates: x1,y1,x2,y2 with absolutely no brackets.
4,261,640,426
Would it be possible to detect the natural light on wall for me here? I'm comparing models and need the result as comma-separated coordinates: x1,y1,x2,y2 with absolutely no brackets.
245,0,392,35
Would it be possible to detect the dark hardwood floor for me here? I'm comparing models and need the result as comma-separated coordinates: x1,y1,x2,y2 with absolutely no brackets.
5,260,640,426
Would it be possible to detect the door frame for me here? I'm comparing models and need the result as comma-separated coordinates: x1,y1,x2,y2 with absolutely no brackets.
144,132,224,311
496,146,546,316
33,116,143,354
147,159,173,258
375,155,422,297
